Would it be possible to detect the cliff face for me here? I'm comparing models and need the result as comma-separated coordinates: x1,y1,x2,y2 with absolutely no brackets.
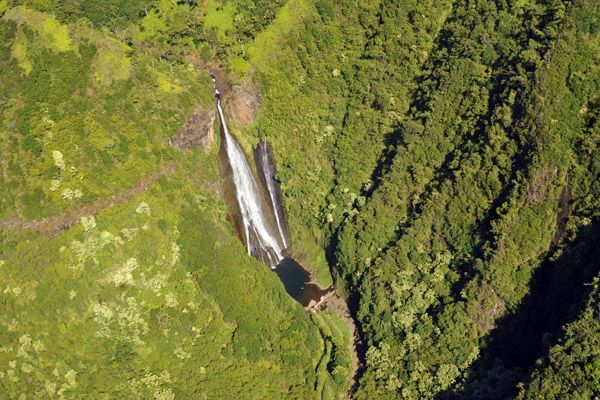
225,81,261,126
169,61,260,152
171,104,217,152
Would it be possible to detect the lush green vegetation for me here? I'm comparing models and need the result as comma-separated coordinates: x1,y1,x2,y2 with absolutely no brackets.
226,0,600,398
0,145,339,398
0,6,213,222
2,0,600,398
516,276,600,399
0,2,352,398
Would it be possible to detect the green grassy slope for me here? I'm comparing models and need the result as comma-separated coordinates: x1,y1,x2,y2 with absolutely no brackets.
0,4,350,398
3,0,600,398
0,7,213,222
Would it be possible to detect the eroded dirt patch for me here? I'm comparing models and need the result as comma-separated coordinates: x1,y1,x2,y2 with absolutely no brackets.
224,80,261,126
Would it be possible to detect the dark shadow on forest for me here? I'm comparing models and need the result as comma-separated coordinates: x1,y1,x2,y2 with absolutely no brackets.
330,3,535,391
436,217,600,400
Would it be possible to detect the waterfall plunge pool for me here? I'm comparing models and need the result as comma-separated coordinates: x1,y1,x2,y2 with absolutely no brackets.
274,257,333,307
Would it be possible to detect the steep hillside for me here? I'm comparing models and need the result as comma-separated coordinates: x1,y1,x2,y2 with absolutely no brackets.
2,0,600,399
0,4,350,399
230,0,600,398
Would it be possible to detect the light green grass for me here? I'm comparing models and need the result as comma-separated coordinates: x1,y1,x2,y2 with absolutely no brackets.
247,0,313,69
6,7,73,52
92,44,131,84
229,54,250,77
202,0,235,42
11,28,32,74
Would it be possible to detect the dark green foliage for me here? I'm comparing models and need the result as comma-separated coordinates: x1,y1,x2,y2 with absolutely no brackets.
227,0,600,398
16,0,152,28
3,0,600,398
20,187,45,219
315,0,334,22
98,150,114,166
157,218,168,233
516,278,600,399
22,134,41,156
326,0,600,396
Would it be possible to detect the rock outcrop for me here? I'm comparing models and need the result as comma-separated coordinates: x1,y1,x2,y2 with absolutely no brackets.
171,104,216,152
225,81,261,126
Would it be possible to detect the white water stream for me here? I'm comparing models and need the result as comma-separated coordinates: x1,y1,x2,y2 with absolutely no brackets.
256,141,290,249
215,82,287,267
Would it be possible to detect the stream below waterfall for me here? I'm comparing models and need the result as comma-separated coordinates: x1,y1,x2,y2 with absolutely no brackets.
214,80,332,306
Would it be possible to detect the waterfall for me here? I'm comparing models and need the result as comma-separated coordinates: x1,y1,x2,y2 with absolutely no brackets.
214,81,287,267
255,141,290,249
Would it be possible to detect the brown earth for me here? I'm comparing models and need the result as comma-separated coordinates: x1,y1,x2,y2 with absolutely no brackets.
527,166,558,203
0,161,178,237
184,55,260,127
223,80,261,126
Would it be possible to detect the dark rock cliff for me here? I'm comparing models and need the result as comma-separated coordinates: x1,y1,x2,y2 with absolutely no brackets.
171,104,216,152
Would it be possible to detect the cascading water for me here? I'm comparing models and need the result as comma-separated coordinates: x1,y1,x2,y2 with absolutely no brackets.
213,79,333,307
214,81,287,267
255,141,290,249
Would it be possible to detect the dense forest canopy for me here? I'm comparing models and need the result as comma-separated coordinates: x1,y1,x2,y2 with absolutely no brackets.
1,0,599,399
